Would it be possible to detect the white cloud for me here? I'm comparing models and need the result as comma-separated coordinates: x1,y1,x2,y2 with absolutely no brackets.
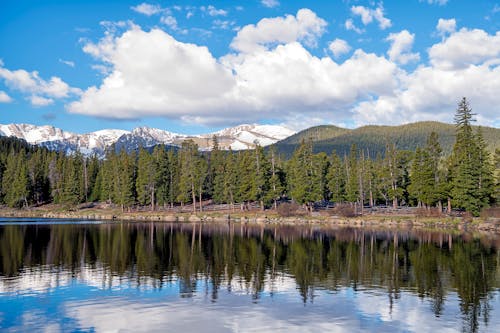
421,0,448,5
436,18,456,37
429,28,500,69
231,8,327,53
70,23,399,125
131,3,163,16
261,0,280,8
386,30,420,64
30,95,54,107
201,5,227,17
69,27,236,120
351,5,392,30
213,20,236,30
345,19,364,34
353,28,500,127
0,90,12,103
68,14,500,128
160,15,178,30
0,63,81,102
328,39,351,58
59,59,75,67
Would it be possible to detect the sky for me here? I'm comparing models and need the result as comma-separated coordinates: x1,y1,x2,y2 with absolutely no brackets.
0,0,499,134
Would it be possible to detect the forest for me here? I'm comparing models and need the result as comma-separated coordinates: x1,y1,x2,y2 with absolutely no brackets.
0,98,498,216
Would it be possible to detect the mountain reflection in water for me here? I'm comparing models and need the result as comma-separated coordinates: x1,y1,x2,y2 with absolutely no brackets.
0,220,499,332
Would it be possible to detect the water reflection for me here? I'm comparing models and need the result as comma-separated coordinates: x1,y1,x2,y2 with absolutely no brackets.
0,221,499,332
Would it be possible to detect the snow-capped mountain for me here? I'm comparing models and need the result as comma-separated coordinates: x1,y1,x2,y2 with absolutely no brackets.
0,123,295,156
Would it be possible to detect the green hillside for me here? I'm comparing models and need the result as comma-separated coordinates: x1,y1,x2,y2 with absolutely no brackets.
277,125,350,145
272,121,500,157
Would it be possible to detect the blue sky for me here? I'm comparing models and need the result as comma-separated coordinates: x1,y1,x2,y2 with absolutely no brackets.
0,0,499,134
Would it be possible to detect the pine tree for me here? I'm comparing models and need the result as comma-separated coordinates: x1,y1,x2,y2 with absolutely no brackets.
254,145,271,210
115,150,136,211
237,150,257,209
153,146,170,208
287,140,324,212
494,148,500,204
61,152,84,205
266,147,285,209
449,98,492,216
409,147,434,207
28,148,50,205
167,149,179,208
177,140,199,212
475,128,494,210
136,148,157,210
2,151,30,208
345,145,359,204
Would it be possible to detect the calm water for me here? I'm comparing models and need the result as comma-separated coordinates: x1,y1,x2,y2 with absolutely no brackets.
1,218,500,332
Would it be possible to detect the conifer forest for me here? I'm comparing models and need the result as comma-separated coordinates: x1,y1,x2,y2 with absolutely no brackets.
0,98,498,216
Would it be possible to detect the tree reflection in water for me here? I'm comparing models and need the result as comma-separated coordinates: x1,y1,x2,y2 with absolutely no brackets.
0,223,499,332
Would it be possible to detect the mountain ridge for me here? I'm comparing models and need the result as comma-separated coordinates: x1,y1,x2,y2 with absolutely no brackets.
0,123,295,156
271,121,500,157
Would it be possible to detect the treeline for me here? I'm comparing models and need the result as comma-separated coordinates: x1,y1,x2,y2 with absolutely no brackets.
0,98,498,216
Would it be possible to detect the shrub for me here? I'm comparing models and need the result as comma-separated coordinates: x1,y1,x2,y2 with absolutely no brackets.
331,203,357,218
415,207,444,218
277,202,300,217
480,207,500,219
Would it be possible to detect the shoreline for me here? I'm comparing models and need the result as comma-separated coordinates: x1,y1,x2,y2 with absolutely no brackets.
1,206,499,234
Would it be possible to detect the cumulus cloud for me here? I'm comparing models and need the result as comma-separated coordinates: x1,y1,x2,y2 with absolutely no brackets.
0,62,81,106
421,0,448,5
436,18,456,37
30,95,54,107
353,28,500,127
328,39,351,58
262,0,279,8
69,27,236,120
131,3,163,16
386,30,420,64
160,15,178,30
68,11,500,128
350,5,392,30
69,22,399,125
0,90,12,103
345,19,364,34
201,5,227,17
429,28,500,69
231,9,327,53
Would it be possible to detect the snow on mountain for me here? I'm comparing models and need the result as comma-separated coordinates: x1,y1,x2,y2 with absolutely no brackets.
0,123,296,156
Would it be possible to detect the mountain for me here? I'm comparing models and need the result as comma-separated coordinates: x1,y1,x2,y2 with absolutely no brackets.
272,121,500,157
0,123,295,156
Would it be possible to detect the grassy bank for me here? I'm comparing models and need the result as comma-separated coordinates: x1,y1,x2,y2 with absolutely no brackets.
1,204,499,233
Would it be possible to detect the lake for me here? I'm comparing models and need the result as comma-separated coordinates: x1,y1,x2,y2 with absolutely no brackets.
0,218,499,332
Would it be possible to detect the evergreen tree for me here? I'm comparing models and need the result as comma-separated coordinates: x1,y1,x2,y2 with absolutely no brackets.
28,148,50,205
2,151,30,208
287,140,324,212
167,149,179,208
475,128,494,209
345,145,359,203
254,145,271,209
136,148,157,210
494,148,500,204
153,146,170,208
115,150,136,211
60,152,84,205
409,147,434,207
449,98,492,216
266,148,285,209
178,140,199,212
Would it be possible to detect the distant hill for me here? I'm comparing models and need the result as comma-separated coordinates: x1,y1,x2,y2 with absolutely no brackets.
272,121,500,157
